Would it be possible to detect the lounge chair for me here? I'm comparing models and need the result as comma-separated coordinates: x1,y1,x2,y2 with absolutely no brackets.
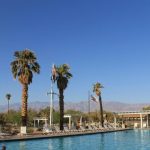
88,125,93,131
91,125,99,131
53,126,64,134
0,132,12,136
107,123,115,130
64,127,70,133
0,132,12,138
78,126,88,132
43,127,53,134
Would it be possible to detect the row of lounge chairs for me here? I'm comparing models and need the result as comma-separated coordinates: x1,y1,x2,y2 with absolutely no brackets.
42,123,118,135
0,122,122,138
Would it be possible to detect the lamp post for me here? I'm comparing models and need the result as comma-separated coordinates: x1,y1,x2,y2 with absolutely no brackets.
47,91,59,127
48,64,59,127
47,81,53,127
88,91,90,115
47,64,56,128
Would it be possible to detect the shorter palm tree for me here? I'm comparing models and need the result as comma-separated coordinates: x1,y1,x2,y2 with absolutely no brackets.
93,82,104,127
6,94,11,114
55,64,72,130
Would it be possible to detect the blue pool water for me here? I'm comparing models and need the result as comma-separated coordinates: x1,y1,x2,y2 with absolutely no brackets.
1,130,150,150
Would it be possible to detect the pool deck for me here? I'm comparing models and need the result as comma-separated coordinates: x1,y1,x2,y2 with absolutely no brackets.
0,128,133,142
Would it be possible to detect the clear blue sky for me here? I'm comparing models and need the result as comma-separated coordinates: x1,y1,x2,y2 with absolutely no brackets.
1,0,150,105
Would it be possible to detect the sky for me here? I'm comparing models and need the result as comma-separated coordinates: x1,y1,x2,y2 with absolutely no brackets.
1,0,150,105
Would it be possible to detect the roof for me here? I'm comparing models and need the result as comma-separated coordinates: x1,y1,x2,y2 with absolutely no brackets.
114,110,150,116
33,117,48,121
119,114,147,118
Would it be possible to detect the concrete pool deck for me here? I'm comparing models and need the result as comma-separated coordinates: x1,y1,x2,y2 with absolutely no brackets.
0,128,133,142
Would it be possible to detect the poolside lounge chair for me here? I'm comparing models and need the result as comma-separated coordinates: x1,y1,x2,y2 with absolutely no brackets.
0,132,12,138
107,123,115,130
91,125,99,131
64,127,70,133
104,124,111,130
78,126,88,132
70,126,78,132
88,125,93,131
43,127,53,134
53,126,64,134
0,132,12,136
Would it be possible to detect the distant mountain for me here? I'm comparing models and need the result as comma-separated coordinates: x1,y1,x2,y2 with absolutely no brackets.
64,101,150,112
0,100,149,113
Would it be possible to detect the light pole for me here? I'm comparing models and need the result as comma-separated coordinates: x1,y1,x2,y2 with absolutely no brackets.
47,78,54,128
48,64,58,128
47,90,59,128
88,91,91,126
88,91,90,115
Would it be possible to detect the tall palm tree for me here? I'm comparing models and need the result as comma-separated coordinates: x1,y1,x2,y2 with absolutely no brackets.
93,82,104,127
55,64,72,130
6,93,11,114
11,49,40,128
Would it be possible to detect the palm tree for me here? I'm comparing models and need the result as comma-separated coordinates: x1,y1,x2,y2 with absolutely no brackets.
93,82,104,127
11,49,40,129
6,93,11,113
55,64,72,130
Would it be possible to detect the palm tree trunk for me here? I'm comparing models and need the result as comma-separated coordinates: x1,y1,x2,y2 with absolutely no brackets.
59,88,64,130
8,100,9,114
21,83,28,126
99,94,104,127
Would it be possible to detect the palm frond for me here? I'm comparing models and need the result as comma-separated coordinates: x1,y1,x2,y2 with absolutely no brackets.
10,49,40,84
55,64,72,90
93,82,104,95
6,93,11,100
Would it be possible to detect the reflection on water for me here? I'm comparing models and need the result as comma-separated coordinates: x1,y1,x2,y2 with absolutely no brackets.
48,140,53,150
19,141,26,150
138,129,150,150
98,133,104,150
58,138,65,150
3,130,150,150
48,137,67,150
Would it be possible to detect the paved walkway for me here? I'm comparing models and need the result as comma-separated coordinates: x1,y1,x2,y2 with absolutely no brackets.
0,128,132,142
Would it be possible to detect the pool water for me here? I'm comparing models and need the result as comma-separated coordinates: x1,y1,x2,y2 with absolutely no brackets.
1,130,150,150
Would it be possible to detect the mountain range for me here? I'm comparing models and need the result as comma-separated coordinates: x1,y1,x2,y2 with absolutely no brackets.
0,100,149,113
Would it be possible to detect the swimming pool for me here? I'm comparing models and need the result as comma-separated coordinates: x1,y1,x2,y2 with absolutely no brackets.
1,130,150,150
